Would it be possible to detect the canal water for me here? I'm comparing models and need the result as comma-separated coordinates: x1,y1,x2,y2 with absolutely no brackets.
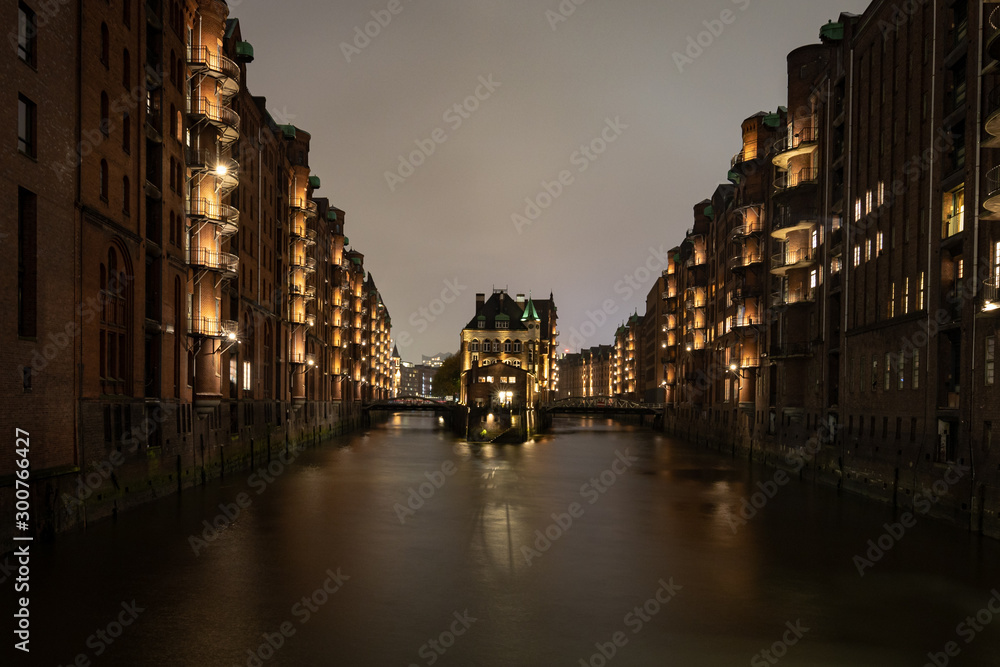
14,415,1000,666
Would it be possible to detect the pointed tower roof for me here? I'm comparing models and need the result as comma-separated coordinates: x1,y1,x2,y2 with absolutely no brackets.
521,296,540,322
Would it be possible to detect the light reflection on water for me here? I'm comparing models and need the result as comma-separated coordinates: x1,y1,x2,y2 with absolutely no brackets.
18,414,1000,666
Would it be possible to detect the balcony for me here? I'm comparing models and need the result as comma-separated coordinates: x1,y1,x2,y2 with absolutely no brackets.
987,88,1000,139
771,124,818,170
730,143,759,169
735,356,760,369
772,288,817,307
988,6,1000,62
733,285,762,301
289,223,318,246
289,311,317,327
942,211,965,241
730,252,763,271
288,352,318,366
290,255,318,273
731,315,761,332
189,317,238,339
187,45,240,98
188,247,238,277
684,254,707,269
187,97,240,144
985,166,1000,213
731,221,763,238
289,283,317,300
774,167,819,195
186,149,239,194
187,198,239,237
289,198,319,221
769,342,813,358
983,280,1000,313
771,248,817,276
771,208,819,239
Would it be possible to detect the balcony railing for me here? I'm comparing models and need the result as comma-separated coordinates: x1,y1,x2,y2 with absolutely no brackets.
685,254,707,269
187,198,239,236
188,247,238,276
774,167,819,192
187,97,240,139
772,288,816,306
187,149,240,194
771,124,818,156
731,316,760,329
983,280,1000,313
731,222,763,238
289,198,319,220
987,87,1000,138
189,317,238,339
985,165,1000,213
289,255,318,273
989,6,1000,61
289,223,318,245
771,248,816,271
289,283,317,300
187,45,240,93
942,211,965,239
730,252,763,270
731,143,758,168
771,207,819,235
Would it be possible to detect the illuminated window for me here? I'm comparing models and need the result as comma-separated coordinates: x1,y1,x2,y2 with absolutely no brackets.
854,246,861,267
918,272,926,310
877,232,884,253
913,349,920,389
243,361,252,390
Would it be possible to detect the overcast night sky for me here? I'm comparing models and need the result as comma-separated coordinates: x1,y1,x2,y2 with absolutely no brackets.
226,0,872,361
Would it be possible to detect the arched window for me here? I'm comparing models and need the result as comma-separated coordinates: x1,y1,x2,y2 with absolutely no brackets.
122,176,130,215
513,341,522,353
100,23,109,66
469,340,479,352
99,159,109,201
122,112,130,153
122,49,130,88
101,246,131,394
493,340,501,352
100,91,110,135
504,340,512,353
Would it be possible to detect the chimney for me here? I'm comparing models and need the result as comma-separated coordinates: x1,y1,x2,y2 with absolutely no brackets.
516,294,525,304
476,293,485,311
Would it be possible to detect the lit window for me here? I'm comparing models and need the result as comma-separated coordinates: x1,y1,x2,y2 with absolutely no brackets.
243,361,252,389
810,269,818,289
958,259,965,280
866,239,872,261
877,232,884,253
854,246,861,267
903,278,909,314
918,272,926,310
913,349,920,389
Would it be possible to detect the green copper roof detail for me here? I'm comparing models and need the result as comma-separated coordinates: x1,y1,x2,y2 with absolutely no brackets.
495,313,510,321
820,21,844,41
327,211,338,222
308,175,321,189
727,170,741,185
704,205,714,217
351,257,361,266
343,237,350,245
236,41,255,62
521,298,540,321
279,125,297,140
763,113,781,128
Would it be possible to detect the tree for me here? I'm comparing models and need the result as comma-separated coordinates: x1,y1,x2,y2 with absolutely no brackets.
432,353,461,398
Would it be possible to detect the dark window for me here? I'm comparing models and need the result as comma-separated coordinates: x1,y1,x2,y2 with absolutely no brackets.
100,22,109,66
101,91,110,135
17,188,37,338
100,159,109,201
123,0,131,27
17,94,36,157
122,49,131,88
122,176,130,215
122,112,130,153
17,3,36,65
